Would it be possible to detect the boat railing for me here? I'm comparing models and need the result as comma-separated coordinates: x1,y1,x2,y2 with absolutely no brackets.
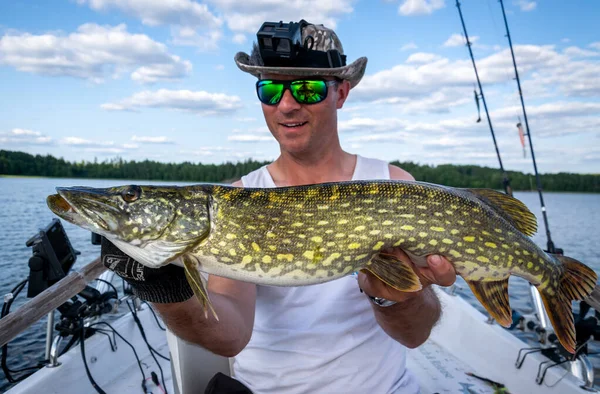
0,257,106,349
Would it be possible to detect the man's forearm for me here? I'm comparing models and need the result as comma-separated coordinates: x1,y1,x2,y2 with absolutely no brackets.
371,287,441,348
152,292,255,357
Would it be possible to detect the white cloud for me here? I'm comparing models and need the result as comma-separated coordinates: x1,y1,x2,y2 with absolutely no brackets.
563,46,599,58
0,128,52,145
401,42,418,51
591,42,600,50
406,52,443,64
78,0,222,28
516,1,536,12
561,38,571,43
443,33,478,47
170,27,223,51
131,135,174,144
62,137,114,147
398,0,445,16
0,24,191,83
102,89,243,116
205,0,356,33
232,34,246,44
228,135,273,142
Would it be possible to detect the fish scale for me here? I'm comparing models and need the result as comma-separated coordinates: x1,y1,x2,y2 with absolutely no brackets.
46,179,597,354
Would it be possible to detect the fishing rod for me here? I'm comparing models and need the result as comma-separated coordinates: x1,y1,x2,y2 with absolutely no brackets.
455,0,513,196
498,0,556,254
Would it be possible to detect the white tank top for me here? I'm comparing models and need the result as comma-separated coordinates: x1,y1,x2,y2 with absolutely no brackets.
232,155,419,394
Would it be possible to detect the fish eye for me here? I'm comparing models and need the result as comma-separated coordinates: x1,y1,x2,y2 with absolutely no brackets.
121,185,141,203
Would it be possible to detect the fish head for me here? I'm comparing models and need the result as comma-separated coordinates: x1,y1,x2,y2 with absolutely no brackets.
47,185,211,268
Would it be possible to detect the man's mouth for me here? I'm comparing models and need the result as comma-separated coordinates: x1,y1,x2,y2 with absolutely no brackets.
280,121,308,129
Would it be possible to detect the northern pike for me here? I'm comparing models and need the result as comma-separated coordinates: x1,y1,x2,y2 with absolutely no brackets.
46,180,597,353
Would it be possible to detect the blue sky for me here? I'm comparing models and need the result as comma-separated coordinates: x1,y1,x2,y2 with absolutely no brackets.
1,0,599,174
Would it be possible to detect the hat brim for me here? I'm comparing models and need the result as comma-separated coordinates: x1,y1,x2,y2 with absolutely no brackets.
234,51,367,89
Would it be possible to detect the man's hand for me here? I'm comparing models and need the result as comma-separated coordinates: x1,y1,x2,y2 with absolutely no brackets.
357,248,456,303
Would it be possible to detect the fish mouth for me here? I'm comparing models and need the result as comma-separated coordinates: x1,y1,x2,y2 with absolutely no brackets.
47,187,119,232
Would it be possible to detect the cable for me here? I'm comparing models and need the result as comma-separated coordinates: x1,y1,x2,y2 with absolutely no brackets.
79,320,107,394
142,301,167,331
88,321,147,391
127,300,169,394
94,278,119,296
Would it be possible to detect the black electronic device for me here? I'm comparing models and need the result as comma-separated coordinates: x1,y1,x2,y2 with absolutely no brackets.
25,218,79,298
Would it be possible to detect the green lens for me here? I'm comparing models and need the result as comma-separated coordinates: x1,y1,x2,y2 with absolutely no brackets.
257,81,284,105
290,80,328,104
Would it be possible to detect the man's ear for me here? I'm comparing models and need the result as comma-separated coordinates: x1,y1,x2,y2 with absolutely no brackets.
335,80,351,109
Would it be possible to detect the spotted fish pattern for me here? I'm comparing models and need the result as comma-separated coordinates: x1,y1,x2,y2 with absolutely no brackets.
47,180,597,354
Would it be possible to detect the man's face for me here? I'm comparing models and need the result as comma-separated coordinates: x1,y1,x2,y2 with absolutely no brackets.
259,73,350,155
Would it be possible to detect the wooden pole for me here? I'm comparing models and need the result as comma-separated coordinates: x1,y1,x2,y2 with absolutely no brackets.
0,258,106,348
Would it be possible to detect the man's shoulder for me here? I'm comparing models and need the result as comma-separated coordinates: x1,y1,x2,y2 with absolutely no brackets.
388,163,415,181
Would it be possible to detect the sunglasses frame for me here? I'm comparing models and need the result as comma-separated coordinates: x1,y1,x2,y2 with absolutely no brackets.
255,78,339,106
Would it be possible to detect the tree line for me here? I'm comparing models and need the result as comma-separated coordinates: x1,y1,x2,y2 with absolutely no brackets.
1,150,598,192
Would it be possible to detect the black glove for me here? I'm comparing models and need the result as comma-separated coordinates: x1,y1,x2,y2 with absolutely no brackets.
101,237,194,303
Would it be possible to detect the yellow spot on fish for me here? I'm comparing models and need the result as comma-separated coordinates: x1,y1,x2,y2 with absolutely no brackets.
335,233,346,238
338,219,349,225
384,234,393,239
463,236,475,242
311,236,323,243
132,227,139,234
252,242,261,252
268,245,277,251
229,249,237,256
477,256,490,263
449,250,462,258
210,248,219,255
442,239,453,244
431,227,445,232
318,220,329,226
485,242,497,249
445,210,454,215
219,241,227,247
466,249,476,254
303,251,314,260
429,239,438,246
318,205,329,210
401,225,414,230
417,205,427,209
400,214,414,218
515,250,521,256
247,225,256,230
262,255,272,264
418,220,427,224
419,232,428,238
527,262,534,269
355,253,369,261
221,257,232,263
354,225,366,231
226,233,237,240
266,232,276,238
348,243,361,249
417,243,426,249
277,254,294,262
326,242,336,247
434,212,443,217
450,229,459,235
523,250,530,256
322,253,341,266
383,220,394,226
369,229,381,235
482,230,490,236
373,241,385,250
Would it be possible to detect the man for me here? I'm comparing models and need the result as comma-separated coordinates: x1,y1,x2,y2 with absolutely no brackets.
102,20,456,393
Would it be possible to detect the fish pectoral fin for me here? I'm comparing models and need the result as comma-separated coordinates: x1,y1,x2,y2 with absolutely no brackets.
466,278,512,327
181,254,219,321
462,188,537,237
362,253,422,292
538,254,598,354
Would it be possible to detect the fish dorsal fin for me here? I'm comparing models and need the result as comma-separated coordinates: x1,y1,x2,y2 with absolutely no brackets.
463,188,538,236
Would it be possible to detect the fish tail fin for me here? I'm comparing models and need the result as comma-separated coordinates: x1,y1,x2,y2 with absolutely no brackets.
539,254,597,354
181,254,219,321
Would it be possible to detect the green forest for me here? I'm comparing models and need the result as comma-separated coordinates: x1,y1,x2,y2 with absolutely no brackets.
1,150,598,192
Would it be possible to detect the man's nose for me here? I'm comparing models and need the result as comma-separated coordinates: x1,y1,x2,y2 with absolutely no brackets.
277,89,301,113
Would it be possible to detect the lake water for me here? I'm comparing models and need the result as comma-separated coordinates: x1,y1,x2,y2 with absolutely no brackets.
0,177,599,391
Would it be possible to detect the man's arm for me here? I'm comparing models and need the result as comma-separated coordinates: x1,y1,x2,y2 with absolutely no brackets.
152,180,257,358
357,164,456,348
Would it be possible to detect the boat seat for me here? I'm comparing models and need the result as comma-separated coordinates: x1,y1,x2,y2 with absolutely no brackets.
167,328,232,394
